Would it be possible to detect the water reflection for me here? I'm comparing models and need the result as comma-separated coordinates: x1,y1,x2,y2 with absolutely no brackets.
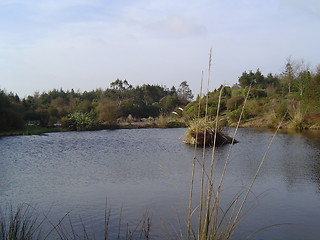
0,128,320,239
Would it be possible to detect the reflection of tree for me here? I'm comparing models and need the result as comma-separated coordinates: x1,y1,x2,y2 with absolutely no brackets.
277,130,320,192
224,129,320,193
310,159,320,193
302,131,320,192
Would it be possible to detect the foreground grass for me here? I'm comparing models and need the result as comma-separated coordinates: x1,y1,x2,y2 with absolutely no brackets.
0,204,152,240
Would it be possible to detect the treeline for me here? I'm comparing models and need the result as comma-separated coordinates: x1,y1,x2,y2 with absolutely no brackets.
0,80,193,132
2,58,320,133
184,58,320,129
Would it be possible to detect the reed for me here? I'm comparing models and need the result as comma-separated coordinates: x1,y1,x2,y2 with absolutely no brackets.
0,203,151,240
186,48,286,240
0,204,42,240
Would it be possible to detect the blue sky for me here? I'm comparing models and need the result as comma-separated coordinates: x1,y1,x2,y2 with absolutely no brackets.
0,0,319,97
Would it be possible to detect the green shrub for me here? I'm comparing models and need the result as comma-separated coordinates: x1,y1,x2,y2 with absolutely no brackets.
226,96,245,111
166,121,187,128
276,100,289,120
251,89,267,98
61,112,96,131
229,108,249,122
245,99,262,117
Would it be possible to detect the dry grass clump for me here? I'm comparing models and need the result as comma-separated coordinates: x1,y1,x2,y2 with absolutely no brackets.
184,119,235,146
287,101,306,129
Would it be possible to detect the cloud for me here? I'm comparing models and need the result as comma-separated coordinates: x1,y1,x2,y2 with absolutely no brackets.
118,0,207,38
130,16,206,38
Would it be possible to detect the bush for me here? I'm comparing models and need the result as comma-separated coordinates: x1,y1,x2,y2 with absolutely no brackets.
228,108,249,122
251,89,267,98
226,96,245,111
276,100,289,120
166,121,187,128
61,112,95,131
245,99,262,117
96,100,120,124
0,109,25,132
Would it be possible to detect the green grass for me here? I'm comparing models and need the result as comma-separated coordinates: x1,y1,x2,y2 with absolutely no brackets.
0,125,62,137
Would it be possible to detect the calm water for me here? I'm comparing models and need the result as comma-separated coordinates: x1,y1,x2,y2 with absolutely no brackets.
1,128,320,239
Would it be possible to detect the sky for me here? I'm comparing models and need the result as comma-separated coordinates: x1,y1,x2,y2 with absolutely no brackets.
0,0,319,98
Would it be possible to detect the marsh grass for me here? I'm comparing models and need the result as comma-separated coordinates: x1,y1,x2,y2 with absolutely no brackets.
157,115,169,128
0,203,151,240
186,48,287,240
287,101,306,129
0,204,42,240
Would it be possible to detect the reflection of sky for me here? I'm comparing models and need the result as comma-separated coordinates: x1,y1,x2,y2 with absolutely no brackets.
1,128,320,239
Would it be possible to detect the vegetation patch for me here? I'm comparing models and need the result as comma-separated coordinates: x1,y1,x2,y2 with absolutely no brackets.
184,119,237,146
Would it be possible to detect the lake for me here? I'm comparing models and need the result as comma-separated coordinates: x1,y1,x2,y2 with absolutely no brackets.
1,128,320,239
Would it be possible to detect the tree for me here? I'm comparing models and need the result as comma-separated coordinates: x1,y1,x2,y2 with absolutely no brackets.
255,69,265,88
238,71,255,88
110,79,132,90
238,69,266,88
265,73,280,88
281,57,295,95
294,59,311,97
177,81,193,103
170,86,177,95
159,95,180,113
0,90,25,131
306,65,320,100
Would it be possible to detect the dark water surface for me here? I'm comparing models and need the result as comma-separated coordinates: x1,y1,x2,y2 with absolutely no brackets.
1,128,320,239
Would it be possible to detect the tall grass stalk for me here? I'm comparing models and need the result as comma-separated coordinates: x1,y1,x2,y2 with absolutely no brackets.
197,48,213,239
187,49,285,240
187,70,204,240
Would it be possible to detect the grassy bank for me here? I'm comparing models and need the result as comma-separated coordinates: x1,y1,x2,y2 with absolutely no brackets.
0,125,63,137
0,119,188,137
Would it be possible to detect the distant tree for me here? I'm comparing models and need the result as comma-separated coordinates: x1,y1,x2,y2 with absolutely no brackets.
141,84,165,105
293,59,311,97
110,79,132,90
265,73,280,88
170,86,177,95
281,57,295,95
238,70,255,88
255,69,265,88
306,66,320,100
159,95,180,114
238,69,266,88
0,89,25,131
177,81,193,103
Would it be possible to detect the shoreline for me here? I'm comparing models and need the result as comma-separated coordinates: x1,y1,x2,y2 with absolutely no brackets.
0,121,188,137
1,121,319,138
